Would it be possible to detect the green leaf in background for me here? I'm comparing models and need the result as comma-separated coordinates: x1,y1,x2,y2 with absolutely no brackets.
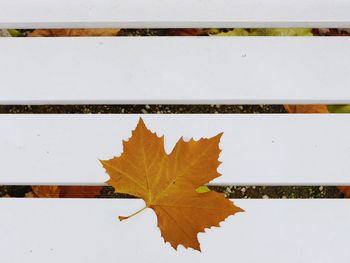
328,105,350,113
196,185,211,193
259,28,314,36
8,29,21,37
213,28,313,36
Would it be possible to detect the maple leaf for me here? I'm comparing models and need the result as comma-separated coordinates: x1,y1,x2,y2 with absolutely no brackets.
100,118,243,251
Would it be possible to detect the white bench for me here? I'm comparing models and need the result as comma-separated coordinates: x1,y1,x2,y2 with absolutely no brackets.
1,0,350,262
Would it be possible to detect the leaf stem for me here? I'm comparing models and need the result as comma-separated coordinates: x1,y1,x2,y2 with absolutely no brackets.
119,206,147,221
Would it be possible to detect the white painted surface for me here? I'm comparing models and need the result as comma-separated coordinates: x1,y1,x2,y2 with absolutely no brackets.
0,0,350,28
1,37,350,104
1,114,350,185
0,199,348,262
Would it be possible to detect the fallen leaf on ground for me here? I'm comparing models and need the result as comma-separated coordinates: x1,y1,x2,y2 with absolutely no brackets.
32,186,60,198
28,29,120,37
328,105,350,113
101,118,243,251
213,28,313,36
338,187,350,198
0,29,11,37
59,186,103,198
32,186,102,198
164,29,206,36
284,105,329,113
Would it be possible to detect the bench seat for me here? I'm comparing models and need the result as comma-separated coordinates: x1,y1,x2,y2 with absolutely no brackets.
1,114,350,186
1,37,350,104
1,198,349,262
1,0,350,261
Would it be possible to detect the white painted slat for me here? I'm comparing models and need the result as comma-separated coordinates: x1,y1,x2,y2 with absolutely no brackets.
1,37,350,105
0,199,348,262
1,114,350,185
0,0,350,28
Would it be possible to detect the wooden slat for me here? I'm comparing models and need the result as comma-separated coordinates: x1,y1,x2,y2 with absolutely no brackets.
0,0,350,28
1,37,350,105
1,114,350,185
0,199,349,262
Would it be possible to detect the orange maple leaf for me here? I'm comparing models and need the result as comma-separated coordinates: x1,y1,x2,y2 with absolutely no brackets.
100,118,243,251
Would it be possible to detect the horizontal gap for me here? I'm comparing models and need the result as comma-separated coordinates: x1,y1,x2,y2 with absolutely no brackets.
3,28,350,37
0,105,287,114
0,185,345,199
0,104,345,114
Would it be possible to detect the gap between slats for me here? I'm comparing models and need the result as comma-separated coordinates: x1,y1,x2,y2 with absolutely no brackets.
1,0,350,28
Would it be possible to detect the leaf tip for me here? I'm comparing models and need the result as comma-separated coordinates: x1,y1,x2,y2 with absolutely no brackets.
99,159,111,172
237,206,245,213
137,117,146,127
